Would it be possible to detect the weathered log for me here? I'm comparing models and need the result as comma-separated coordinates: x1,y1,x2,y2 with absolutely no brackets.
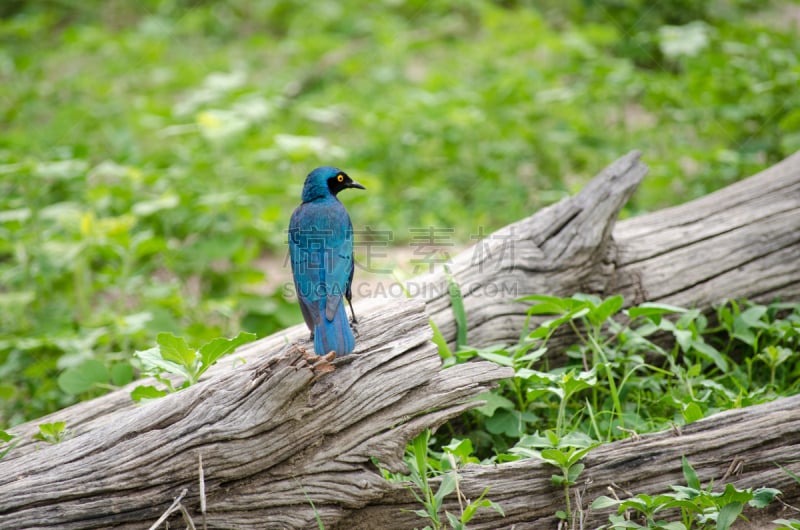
0,298,511,529
2,151,799,529
342,393,800,529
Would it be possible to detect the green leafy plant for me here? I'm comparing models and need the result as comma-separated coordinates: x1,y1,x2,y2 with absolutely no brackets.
428,295,798,525
592,456,780,530
445,267,468,351
384,430,504,530
33,422,68,444
772,463,800,529
131,331,256,400
445,296,799,461
774,521,800,530
0,430,18,460
58,359,135,396
509,429,597,525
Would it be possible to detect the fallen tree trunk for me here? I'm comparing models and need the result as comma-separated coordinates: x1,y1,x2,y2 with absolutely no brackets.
342,393,800,529
0,298,512,529
2,151,799,529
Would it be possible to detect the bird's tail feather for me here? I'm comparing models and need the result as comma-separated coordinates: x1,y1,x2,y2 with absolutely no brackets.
313,301,355,356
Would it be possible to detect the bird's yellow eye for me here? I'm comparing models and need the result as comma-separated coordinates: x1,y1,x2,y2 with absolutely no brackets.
337,174,344,182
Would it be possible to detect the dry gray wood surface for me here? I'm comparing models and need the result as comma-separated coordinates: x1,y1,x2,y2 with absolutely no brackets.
341,393,800,529
2,151,798,529
0,297,511,529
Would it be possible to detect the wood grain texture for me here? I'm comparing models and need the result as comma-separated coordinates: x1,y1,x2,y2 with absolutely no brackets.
341,393,800,529
421,150,650,347
0,298,511,529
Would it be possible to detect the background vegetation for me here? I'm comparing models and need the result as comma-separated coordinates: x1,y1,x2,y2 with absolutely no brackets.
1,0,799,430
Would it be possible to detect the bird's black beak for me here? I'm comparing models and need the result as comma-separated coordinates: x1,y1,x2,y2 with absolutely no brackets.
348,181,366,190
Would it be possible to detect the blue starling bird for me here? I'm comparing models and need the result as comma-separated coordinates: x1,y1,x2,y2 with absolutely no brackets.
289,166,364,356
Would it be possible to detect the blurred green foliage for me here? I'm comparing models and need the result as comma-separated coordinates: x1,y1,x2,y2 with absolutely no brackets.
1,0,799,425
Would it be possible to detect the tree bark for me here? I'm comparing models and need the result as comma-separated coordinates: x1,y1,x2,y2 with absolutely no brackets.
2,151,799,529
0,298,511,529
340,393,800,529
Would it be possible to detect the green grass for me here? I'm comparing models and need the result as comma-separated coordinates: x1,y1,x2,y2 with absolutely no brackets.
2,0,799,426
422,295,799,528
438,296,800,458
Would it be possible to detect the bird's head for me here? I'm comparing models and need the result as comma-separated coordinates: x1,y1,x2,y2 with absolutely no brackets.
301,166,365,202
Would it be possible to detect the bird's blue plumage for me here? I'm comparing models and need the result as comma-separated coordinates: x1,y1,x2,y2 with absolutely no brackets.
289,167,364,356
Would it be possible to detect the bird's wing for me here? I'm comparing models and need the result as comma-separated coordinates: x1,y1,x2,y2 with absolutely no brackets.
289,202,354,323
324,211,354,322
289,206,321,329
346,217,355,302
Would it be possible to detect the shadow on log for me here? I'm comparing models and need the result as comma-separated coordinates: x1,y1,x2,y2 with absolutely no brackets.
2,151,799,529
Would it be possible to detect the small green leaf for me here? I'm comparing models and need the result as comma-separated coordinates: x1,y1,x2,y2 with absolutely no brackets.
517,294,574,313
130,385,168,402
737,305,768,328
485,408,522,437
541,448,569,467
34,422,67,443
442,438,474,462
772,519,800,530
134,346,191,380
716,501,743,530
0,430,18,460
57,359,109,394
131,194,179,216
111,362,134,386
591,495,620,510
445,511,463,530
588,295,624,327
671,485,700,498
560,369,597,396
682,456,701,490
157,333,197,367
445,269,468,349
433,470,457,510
515,345,547,363
430,319,453,360
476,350,514,366
567,462,585,482
628,302,687,324
674,329,692,352
690,339,729,371
199,331,257,371
474,392,515,416
514,431,556,449
460,487,503,522
682,402,704,423
749,487,780,508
